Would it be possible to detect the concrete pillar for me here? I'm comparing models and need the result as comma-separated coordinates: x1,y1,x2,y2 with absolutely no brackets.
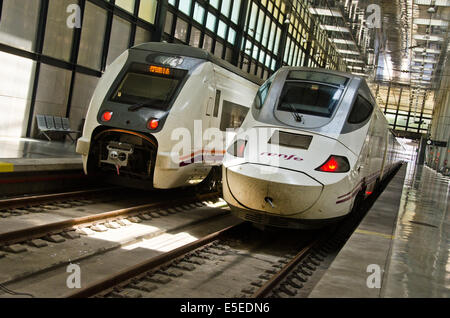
429,62,450,174
417,134,427,165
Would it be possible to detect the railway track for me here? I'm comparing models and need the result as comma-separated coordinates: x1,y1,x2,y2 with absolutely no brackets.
0,191,220,247
0,189,230,297
0,187,125,218
64,223,324,299
63,168,402,299
0,166,402,299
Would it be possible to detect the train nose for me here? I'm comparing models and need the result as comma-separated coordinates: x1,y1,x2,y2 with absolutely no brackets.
225,164,323,216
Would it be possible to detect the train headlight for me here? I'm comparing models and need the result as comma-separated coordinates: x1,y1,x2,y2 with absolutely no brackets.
147,119,159,130
227,140,247,158
101,111,113,122
315,155,350,173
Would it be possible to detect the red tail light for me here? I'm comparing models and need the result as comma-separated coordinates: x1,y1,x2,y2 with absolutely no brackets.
238,142,246,157
316,155,350,173
101,111,113,122
227,140,247,158
147,119,159,130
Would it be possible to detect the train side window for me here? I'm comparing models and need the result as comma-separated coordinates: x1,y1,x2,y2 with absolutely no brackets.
254,76,273,109
348,95,373,124
213,90,221,117
220,100,249,131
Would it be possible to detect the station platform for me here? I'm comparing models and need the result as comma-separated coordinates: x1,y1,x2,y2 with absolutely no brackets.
0,137,87,197
310,163,449,298
0,137,82,173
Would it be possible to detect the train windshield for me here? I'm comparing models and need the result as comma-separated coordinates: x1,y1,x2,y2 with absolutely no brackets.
277,72,347,118
111,63,188,110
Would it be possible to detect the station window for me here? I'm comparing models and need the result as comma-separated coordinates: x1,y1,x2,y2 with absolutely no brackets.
175,19,188,42
179,0,193,16
193,4,206,24
231,0,241,24
43,0,75,62
78,2,108,70
221,0,232,17
139,0,158,24
206,12,217,32
0,0,40,52
115,0,135,13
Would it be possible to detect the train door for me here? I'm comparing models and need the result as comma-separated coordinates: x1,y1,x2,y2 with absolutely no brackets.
200,65,219,165
203,67,223,165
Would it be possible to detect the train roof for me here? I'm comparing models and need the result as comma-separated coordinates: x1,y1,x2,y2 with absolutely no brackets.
278,66,364,81
132,42,265,86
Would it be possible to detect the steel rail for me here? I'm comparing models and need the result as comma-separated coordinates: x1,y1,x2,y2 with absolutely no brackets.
66,223,240,298
0,187,118,209
251,240,319,298
0,191,219,246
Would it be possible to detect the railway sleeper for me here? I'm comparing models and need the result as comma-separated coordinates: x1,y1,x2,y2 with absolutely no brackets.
287,278,304,289
90,224,109,232
2,244,27,254
158,268,183,277
61,231,81,239
127,216,142,223
139,213,152,221
44,234,66,243
104,221,121,229
128,281,158,293
157,210,169,216
279,283,297,296
259,273,271,280
183,256,206,265
296,267,313,276
241,287,256,294
289,272,308,283
251,280,264,287
109,289,142,298
302,261,316,271
28,239,48,248
172,262,196,271
167,208,178,214
145,274,172,284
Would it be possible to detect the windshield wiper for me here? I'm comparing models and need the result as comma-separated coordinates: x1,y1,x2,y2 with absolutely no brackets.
128,99,161,112
286,103,303,123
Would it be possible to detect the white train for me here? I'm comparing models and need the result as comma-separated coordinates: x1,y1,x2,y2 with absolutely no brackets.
76,43,262,189
222,67,404,228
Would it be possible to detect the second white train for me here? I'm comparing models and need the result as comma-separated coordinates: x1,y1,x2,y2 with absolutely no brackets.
222,67,403,228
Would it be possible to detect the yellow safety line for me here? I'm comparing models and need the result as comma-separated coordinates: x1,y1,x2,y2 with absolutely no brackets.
355,229,395,240
0,161,14,173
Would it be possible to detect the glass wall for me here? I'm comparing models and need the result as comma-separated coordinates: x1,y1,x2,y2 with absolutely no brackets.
0,0,158,138
0,0,352,139
375,83,432,134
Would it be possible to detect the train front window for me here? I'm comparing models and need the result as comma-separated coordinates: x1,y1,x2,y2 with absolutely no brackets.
111,63,188,110
277,82,343,118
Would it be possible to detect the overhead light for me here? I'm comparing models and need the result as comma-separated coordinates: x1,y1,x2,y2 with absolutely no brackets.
284,14,291,25
427,7,435,14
